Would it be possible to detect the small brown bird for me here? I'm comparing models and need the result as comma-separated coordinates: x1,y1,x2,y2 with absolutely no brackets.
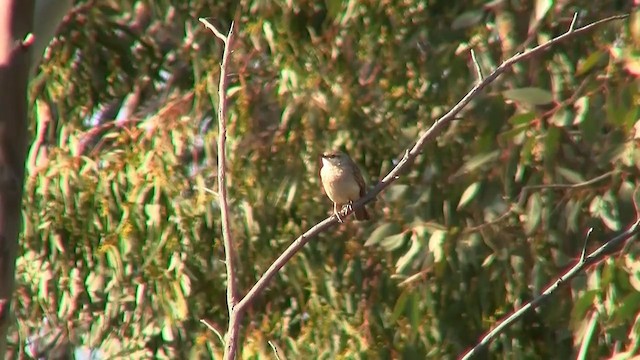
319,151,370,222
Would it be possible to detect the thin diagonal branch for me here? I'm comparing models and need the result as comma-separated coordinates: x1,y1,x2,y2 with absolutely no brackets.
461,189,640,359
350,14,628,213
460,218,640,360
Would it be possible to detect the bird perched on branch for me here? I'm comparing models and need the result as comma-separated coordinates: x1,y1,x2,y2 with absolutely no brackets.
319,151,370,222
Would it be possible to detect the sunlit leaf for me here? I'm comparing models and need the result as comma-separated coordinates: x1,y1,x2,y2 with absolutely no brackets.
576,50,607,76
380,232,408,252
365,222,402,246
524,193,542,235
550,107,571,127
428,230,446,263
452,10,484,30
454,151,500,177
396,233,424,273
503,87,554,106
458,181,481,210
534,0,552,22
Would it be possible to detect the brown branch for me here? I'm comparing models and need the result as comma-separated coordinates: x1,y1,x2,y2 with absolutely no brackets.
459,218,640,360
0,1,34,358
199,18,240,360
521,170,615,193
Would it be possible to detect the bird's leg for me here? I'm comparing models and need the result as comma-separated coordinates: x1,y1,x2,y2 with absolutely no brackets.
333,202,343,223
346,201,354,213
341,203,352,217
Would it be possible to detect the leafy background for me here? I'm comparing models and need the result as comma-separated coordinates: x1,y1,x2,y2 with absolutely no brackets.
9,0,640,358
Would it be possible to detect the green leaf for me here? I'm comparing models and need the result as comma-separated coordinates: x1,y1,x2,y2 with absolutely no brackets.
534,0,552,22
420,222,447,232
384,184,410,202
452,10,484,30
482,253,496,267
171,280,188,320
503,87,554,106
613,291,640,323
565,198,584,233
458,182,481,210
145,204,162,228
326,0,343,20
409,292,420,340
556,166,586,184
600,192,621,231
544,126,561,165
576,50,607,76
104,244,124,279
428,230,447,263
570,290,598,325
390,291,410,323
573,96,589,124
508,112,536,125
396,233,424,274
524,193,542,235
550,106,571,127
454,150,499,177
380,232,408,252
365,222,402,246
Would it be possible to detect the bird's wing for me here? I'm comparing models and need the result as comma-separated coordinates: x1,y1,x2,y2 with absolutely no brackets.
351,160,367,197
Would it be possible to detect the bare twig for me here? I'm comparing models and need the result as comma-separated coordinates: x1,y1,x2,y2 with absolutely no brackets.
569,12,579,32
470,49,483,82
460,218,640,360
200,319,225,347
199,18,240,360
268,341,282,360
199,17,228,42
580,228,593,262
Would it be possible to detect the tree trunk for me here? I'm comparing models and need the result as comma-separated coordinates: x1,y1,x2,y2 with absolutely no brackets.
0,0,34,357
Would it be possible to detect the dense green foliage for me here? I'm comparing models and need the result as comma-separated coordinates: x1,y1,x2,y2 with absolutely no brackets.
9,0,640,358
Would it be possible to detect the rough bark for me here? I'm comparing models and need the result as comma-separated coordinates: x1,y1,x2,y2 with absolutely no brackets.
0,0,34,357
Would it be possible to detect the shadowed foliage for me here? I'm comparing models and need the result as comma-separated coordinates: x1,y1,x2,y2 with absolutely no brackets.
7,0,640,359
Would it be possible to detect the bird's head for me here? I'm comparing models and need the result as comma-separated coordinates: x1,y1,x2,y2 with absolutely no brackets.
321,151,349,167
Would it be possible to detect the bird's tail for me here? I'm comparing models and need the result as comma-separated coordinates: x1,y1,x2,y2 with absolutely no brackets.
354,206,370,221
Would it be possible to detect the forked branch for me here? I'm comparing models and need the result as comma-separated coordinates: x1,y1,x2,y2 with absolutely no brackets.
198,17,240,360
